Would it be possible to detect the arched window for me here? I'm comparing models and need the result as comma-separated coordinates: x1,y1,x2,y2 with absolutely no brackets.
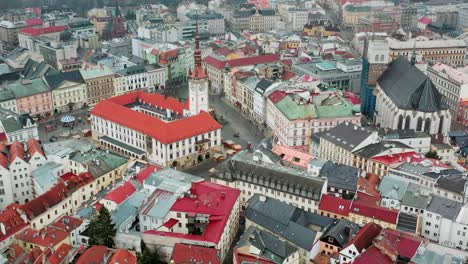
424,118,431,134
405,116,411,130
375,54,379,62
397,115,404,130
438,115,444,134
380,54,385,62
416,117,423,131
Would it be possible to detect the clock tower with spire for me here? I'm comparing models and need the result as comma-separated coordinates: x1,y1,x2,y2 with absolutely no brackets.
188,21,209,116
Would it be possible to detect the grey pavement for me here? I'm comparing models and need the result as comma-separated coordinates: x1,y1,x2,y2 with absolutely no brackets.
210,95,263,149
38,108,91,143
185,95,264,178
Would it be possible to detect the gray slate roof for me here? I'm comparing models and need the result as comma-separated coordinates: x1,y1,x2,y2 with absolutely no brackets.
401,182,431,209
245,194,333,250
377,57,447,112
237,226,298,263
319,161,359,191
214,151,324,201
315,123,375,151
44,70,84,90
436,174,466,195
353,141,411,159
320,219,360,247
426,195,463,220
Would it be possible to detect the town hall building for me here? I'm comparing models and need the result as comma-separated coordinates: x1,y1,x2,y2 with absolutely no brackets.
375,56,451,140
90,23,221,168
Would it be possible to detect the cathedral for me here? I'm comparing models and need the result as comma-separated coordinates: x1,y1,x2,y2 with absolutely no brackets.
102,0,127,40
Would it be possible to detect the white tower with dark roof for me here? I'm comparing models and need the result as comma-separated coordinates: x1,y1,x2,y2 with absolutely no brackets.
188,21,209,116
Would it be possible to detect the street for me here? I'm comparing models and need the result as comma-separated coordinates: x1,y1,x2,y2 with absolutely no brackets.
37,108,91,143
184,95,264,178
210,95,263,149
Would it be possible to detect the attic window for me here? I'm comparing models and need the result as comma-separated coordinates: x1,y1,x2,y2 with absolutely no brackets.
293,157,300,162
338,205,345,210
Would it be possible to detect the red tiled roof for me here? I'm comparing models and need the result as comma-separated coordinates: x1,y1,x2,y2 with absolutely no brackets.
371,152,418,165
354,190,381,206
75,245,109,264
25,18,43,26
319,194,351,216
20,25,68,37
64,172,94,191
107,91,189,115
282,70,296,81
6,244,25,262
357,176,381,203
0,152,7,169
353,246,393,264
350,199,399,224
15,227,68,248
103,181,136,205
24,246,42,263
214,47,232,56
282,59,292,66
171,244,220,264
374,229,422,260
0,207,28,243
234,250,274,264
50,216,83,232
0,132,7,143
268,90,288,104
59,172,76,182
9,142,25,165
343,92,361,105
48,243,72,264
344,223,382,252
203,54,280,70
19,181,70,220
145,181,240,244
418,17,432,24
135,165,161,184
272,144,313,168
162,218,179,229
26,138,45,159
159,49,179,64
108,249,137,264
91,94,221,145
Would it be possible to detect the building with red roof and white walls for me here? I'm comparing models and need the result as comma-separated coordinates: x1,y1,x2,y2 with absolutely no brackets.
100,181,136,212
17,25,68,54
170,243,220,264
0,207,28,251
91,25,221,169
140,168,240,263
338,222,382,263
75,246,136,264
0,139,48,206
203,53,281,94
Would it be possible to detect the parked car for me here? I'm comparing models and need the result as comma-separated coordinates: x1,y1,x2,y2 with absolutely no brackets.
49,136,58,142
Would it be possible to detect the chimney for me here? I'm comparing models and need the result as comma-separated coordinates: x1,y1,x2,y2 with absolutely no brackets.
406,156,411,163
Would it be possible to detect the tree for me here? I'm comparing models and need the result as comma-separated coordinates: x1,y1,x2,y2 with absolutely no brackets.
125,10,136,20
138,240,160,264
87,206,116,248
425,150,441,160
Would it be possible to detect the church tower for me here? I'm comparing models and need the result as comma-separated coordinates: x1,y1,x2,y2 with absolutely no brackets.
188,21,209,116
